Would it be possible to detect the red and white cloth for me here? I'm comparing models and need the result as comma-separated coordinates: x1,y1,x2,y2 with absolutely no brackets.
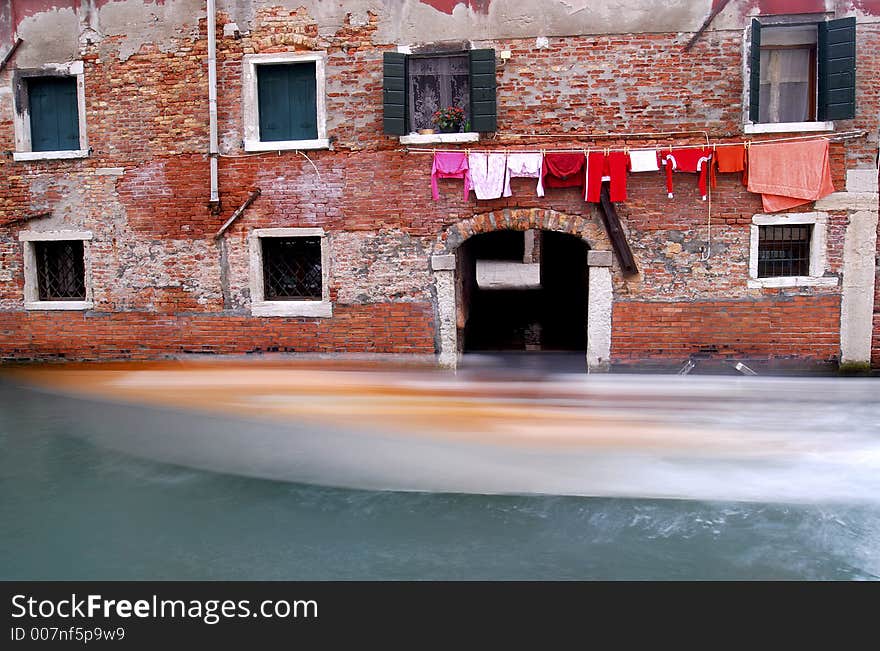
659,148,713,200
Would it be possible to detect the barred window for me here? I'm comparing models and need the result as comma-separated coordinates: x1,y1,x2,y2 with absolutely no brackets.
261,237,322,300
34,240,86,300
757,225,812,278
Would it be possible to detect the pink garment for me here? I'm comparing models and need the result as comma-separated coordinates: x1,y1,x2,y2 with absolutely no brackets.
746,139,835,213
431,152,472,201
468,152,508,200
503,153,545,197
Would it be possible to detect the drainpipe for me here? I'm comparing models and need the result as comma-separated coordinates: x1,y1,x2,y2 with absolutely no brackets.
207,0,219,205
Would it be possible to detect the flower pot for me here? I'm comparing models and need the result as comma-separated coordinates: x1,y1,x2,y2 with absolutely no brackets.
439,125,460,134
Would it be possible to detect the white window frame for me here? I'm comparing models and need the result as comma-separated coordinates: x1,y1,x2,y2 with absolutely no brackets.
12,61,89,162
249,227,332,317
242,52,329,152
19,230,94,310
748,212,838,288
742,21,834,135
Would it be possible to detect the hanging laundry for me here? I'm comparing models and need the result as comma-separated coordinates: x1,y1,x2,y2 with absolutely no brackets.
431,152,472,201
746,139,834,213
710,144,748,188
541,153,586,192
468,152,507,200
629,149,659,173
586,151,630,203
503,153,545,197
659,148,713,200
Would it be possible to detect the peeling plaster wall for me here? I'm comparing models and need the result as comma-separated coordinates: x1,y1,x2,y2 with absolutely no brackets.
13,8,79,67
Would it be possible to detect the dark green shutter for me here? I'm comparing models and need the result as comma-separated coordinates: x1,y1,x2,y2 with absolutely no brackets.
818,17,856,121
469,49,497,132
383,52,407,135
28,77,80,152
748,19,761,123
257,63,318,142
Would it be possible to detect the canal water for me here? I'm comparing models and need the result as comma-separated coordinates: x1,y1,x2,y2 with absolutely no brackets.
1,365,879,580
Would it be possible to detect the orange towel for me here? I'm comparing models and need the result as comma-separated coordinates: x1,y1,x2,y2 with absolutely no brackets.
710,144,748,188
746,139,834,213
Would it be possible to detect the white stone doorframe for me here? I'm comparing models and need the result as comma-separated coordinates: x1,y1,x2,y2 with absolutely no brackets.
431,248,614,372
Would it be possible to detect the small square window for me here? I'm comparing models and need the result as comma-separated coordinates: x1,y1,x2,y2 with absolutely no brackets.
19,230,93,310
757,225,812,278
261,236,322,300
748,213,837,288
34,240,86,300
249,228,332,317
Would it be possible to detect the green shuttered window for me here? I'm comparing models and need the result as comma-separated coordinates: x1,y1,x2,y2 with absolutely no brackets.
383,49,496,136
749,17,856,124
257,62,318,142
27,77,80,152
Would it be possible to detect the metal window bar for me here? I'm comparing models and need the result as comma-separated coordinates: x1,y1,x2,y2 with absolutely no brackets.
757,225,811,278
262,237,322,300
34,240,86,300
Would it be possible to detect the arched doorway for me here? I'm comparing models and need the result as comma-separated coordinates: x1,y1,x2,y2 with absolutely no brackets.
457,229,589,353
431,209,616,371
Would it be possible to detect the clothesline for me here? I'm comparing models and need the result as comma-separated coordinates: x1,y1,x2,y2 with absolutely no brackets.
405,129,867,155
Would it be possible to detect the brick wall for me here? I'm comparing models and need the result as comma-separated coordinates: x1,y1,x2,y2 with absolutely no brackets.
0,3,878,367
612,296,842,363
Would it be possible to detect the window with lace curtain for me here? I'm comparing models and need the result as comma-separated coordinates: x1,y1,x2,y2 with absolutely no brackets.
407,54,471,132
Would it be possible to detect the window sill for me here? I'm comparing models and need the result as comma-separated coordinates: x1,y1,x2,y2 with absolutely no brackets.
13,149,89,162
399,132,480,145
25,300,93,311
251,300,333,318
743,122,834,135
243,138,330,152
747,276,838,289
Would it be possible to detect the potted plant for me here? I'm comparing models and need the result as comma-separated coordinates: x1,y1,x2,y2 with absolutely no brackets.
431,106,466,133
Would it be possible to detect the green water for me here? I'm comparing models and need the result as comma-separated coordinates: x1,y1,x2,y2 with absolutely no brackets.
1,382,878,580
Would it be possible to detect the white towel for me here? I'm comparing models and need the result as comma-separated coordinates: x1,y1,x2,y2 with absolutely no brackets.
629,149,659,172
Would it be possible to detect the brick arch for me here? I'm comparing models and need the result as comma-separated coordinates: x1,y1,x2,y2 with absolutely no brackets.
434,208,611,254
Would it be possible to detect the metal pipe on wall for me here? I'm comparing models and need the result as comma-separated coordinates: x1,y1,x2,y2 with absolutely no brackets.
207,0,219,204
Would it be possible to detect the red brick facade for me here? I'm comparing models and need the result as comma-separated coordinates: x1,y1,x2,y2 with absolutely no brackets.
0,1,878,369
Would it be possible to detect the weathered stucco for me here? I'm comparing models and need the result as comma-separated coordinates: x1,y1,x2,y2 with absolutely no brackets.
6,0,880,68
12,8,79,67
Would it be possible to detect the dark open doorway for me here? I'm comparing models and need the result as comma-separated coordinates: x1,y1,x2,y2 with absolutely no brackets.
457,229,589,352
